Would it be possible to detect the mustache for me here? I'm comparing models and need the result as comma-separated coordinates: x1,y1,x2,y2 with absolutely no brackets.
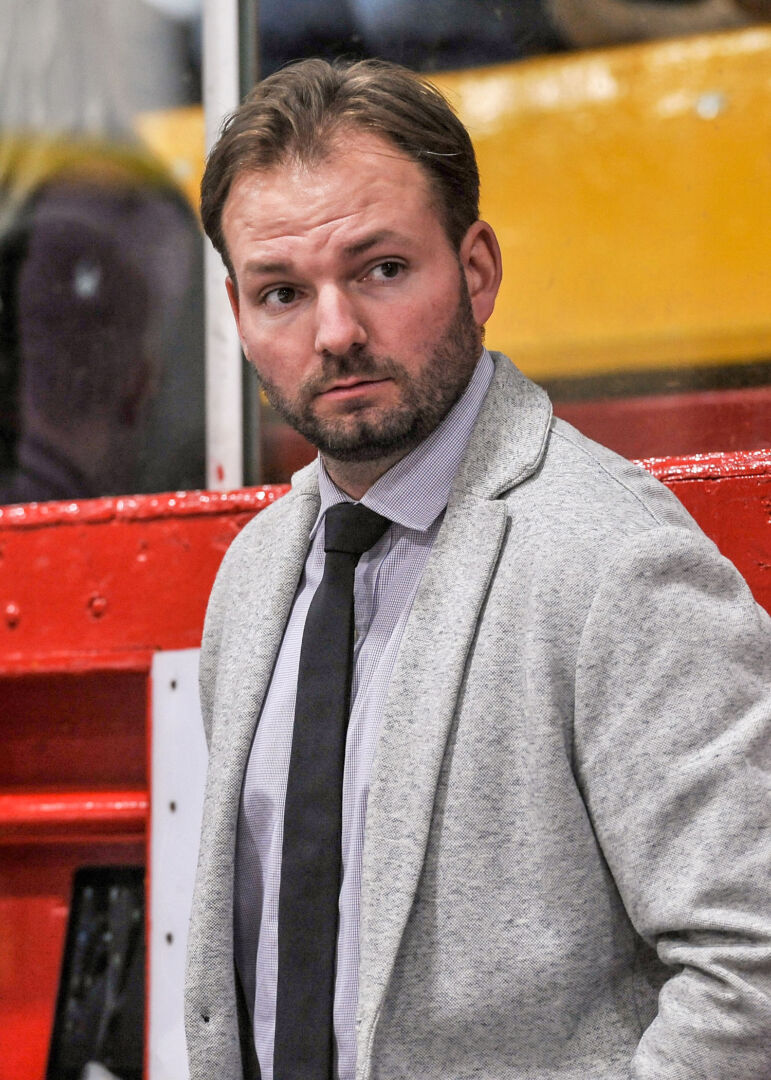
302,347,402,395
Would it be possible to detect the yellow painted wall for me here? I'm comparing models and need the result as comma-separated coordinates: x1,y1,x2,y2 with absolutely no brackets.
435,28,771,380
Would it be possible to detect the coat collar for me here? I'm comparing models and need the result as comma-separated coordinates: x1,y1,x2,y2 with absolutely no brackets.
453,351,553,500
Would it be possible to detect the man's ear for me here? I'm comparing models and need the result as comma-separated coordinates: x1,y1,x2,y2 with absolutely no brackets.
225,275,252,360
459,220,502,327
225,275,241,330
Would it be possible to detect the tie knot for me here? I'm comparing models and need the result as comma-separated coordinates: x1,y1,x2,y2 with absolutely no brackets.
323,502,390,557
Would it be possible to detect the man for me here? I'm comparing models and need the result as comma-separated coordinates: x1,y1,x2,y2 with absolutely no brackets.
186,58,771,1080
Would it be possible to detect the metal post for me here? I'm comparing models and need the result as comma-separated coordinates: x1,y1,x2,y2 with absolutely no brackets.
202,0,244,490
239,0,262,486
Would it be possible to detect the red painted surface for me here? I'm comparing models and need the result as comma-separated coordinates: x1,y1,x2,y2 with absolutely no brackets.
645,450,771,614
555,384,771,460
0,455,769,1079
646,448,771,480
0,667,149,1079
0,486,288,528
0,789,147,844
0,488,287,672
0,671,148,789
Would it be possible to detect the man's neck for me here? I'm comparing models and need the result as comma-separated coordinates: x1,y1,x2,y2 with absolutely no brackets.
321,448,414,501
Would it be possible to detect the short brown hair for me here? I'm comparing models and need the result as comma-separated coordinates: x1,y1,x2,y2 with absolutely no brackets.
200,58,480,278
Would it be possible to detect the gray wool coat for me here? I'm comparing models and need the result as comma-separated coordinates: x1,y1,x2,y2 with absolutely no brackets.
186,353,771,1079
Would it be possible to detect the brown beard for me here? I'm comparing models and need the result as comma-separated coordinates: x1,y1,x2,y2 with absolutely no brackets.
256,271,482,463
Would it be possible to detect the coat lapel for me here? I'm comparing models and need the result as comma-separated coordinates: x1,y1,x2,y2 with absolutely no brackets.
357,492,508,1061
356,355,552,1072
209,481,321,775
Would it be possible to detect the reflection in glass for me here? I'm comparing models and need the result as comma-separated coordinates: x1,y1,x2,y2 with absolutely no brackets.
1,172,202,502
0,0,204,505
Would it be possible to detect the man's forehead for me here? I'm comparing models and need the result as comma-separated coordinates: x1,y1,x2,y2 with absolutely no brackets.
222,132,441,258
227,136,427,209
244,125,419,182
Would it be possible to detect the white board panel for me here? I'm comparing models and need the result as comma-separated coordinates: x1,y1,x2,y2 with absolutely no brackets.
149,648,207,1080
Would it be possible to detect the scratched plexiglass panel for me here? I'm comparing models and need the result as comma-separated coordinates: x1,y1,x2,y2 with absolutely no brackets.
0,0,205,505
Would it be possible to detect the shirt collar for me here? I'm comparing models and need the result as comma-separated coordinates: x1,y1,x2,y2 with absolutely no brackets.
313,348,494,536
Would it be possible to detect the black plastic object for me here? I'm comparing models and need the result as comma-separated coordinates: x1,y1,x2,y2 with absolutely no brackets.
46,866,145,1080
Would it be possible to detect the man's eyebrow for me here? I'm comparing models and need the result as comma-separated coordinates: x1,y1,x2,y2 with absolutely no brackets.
342,231,410,258
240,231,411,276
241,259,292,277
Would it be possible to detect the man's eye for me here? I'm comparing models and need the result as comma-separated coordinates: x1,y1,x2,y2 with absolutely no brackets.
263,286,296,307
370,261,403,281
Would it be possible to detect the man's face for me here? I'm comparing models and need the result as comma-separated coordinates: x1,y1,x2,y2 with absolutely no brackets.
221,130,492,469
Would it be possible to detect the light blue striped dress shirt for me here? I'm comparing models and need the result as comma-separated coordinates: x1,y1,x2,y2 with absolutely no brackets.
234,350,494,1080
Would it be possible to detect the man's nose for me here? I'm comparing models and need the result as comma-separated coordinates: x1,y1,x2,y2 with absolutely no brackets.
314,286,367,356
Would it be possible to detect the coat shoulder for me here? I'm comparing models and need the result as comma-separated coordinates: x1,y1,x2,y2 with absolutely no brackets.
514,415,701,542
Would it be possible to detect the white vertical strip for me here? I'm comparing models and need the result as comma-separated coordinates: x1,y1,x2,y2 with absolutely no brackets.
203,0,244,489
148,649,208,1080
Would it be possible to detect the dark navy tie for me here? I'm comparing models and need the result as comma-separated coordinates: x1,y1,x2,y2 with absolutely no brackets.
274,502,390,1080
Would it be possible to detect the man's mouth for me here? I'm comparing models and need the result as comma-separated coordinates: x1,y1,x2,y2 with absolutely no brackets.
317,376,392,400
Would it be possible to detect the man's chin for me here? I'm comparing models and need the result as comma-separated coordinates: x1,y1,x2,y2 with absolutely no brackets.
301,412,425,464
312,431,420,464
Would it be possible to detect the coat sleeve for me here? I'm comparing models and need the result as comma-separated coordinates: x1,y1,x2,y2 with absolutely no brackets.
198,560,229,748
198,530,244,748
573,525,771,1078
